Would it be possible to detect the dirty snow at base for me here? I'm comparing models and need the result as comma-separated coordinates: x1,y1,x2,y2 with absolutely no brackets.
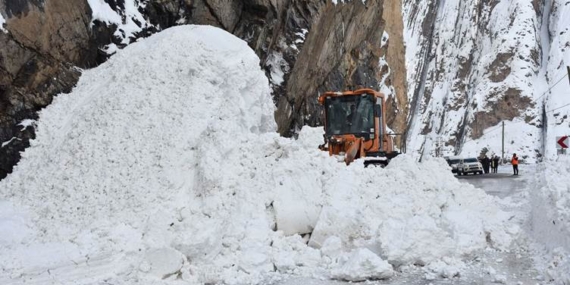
0,25,518,284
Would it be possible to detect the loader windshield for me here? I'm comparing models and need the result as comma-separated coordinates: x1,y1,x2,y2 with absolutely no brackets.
324,94,375,136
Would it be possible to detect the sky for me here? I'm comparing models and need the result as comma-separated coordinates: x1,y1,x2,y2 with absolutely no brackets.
0,25,531,284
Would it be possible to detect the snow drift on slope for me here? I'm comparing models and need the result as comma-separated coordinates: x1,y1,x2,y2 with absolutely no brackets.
0,25,518,284
530,156,570,284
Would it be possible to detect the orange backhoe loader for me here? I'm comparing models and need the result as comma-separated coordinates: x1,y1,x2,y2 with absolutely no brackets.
317,88,399,166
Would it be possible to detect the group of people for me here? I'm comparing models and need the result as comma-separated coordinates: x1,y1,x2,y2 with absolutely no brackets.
479,153,519,175
479,155,501,173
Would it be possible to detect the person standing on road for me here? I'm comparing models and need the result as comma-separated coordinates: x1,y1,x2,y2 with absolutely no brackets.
511,153,519,175
493,155,499,173
482,155,490,174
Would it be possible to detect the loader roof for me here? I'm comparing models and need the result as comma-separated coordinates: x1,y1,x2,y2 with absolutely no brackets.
318,88,385,105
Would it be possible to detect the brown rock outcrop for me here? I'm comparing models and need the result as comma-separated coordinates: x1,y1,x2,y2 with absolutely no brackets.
0,0,99,179
383,0,408,147
276,0,389,135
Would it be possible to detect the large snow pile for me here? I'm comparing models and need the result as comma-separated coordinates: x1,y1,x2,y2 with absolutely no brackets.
0,25,518,284
530,156,570,283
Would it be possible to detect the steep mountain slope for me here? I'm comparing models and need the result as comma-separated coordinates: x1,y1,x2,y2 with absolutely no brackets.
404,0,570,162
541,0,570,159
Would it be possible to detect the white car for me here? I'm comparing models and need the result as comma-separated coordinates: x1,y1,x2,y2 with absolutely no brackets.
457,157,483,175
445,156,462,174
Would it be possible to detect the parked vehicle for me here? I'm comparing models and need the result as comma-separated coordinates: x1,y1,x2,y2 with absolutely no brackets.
444,156,462,174
457,157,483,175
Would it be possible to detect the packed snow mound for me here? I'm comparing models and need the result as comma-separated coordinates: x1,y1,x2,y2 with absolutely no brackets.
309,155,517,265
530,156,570,283
2,24,275,236
0,25,517,284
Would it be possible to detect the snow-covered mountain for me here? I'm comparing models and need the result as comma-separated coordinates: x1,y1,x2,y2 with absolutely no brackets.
403,0,570,162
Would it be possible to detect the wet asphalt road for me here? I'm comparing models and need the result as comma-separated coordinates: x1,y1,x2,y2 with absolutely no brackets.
455,164,527,199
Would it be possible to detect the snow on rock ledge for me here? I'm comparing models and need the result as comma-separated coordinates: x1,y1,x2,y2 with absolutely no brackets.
0,25,518,284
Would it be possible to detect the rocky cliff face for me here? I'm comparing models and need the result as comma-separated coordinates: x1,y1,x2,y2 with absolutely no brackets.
403,0,570,162
0,0,97,179
0,0,408,179
275,0,387,135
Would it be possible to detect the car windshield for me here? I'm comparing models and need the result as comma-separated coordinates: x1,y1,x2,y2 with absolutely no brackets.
325,94,375,136
464,158,478,163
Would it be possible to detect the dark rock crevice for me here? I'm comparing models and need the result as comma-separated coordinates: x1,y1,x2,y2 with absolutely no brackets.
277,0,388,136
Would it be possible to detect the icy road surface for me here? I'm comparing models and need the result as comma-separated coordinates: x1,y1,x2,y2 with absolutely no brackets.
275,164,544,285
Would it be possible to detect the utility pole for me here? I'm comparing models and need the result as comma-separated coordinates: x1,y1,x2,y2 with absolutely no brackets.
501,121,505,164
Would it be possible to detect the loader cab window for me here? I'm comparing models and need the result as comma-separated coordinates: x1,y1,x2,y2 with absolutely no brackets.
325,94,375,137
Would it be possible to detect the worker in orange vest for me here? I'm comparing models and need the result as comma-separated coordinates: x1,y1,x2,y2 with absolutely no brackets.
511,153,519,175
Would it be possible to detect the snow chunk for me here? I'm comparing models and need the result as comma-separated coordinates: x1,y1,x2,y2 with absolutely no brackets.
321,236,343,258
331,248,393,281
273,173,321,235
424,257,464,279
141,248,186,279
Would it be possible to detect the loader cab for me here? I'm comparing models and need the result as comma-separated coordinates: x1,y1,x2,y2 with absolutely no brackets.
318,89,395,165
323,92,377,140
